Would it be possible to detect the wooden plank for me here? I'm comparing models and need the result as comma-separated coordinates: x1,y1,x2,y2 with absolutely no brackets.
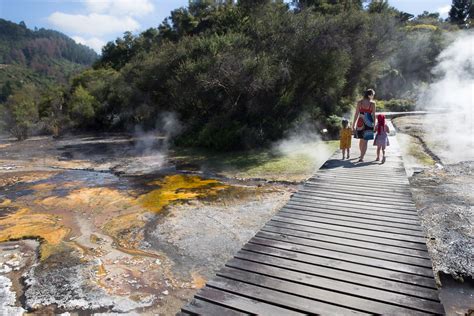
305,180,412,194
295,193,415,209
317,170,409,179
248,236,434,277
322,158,405,164
290,195,418,213
293,193,417,211
274,213,427,238
312,178,410,187
182,298,249,315
266,220,429,252
312,173,410,183
298,188,415,205
194,287,304,316
242,243,437,288
304,180,412,192
319,164,405,169
320,171,408,178
222,262,444,314
310,175,409,186
261,225,431,259
286,200,420,221
288,197,418,216
232,254,439,301
255,230,432,267
208,276,369,315
317,172,408,179
303,183,413,198
217,267,436,315
280,208,423,232
318,165,406,172
272,215,427,244
314,169,407,175
287,198,419,218
282,203,421,225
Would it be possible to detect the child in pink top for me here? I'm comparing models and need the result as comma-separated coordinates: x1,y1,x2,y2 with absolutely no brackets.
374,114,390,163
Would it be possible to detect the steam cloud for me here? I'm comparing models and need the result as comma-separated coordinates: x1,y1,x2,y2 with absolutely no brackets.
273,119,333,170
126,112,182,174
417,31,474,164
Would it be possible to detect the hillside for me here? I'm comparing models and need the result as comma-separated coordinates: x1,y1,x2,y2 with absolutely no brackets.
0,19,98,101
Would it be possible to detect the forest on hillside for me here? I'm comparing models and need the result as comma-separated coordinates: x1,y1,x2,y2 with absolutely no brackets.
0,0,472,148
0,19,98,139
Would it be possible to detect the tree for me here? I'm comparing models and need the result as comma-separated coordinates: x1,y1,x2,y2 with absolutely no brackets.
417,11,440,20
0,84,39,140
96,31,137,70
367,0,392,14
38,87,69,137
69,85,98,127
63,0,449,149
292,0,364,14
449,0,472,27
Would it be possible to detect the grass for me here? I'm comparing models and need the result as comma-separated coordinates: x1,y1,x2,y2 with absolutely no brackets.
397,133,435,167
172,140,338,182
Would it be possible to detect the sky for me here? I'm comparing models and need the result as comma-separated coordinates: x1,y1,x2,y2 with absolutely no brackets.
0,0,452,53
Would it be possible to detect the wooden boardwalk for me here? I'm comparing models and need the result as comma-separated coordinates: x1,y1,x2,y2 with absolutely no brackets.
180,134,444,315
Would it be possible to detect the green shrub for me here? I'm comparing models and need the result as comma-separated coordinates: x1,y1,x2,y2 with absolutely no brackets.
404,24,438,32
376,100,386,111
383,99,416,112
197,121,243,151
0,84,39,140
325,115,342,139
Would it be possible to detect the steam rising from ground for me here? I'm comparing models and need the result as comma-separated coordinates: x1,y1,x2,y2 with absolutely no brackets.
273,120,333,169
125,112,182,174
417,31,474,164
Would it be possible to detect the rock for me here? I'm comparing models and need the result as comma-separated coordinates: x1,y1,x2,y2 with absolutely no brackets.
23,262,155,313
1,245,19,251
155,259,161,265
6,260,21,267
162,290,169,295
0,265,12,273
0,276,25,315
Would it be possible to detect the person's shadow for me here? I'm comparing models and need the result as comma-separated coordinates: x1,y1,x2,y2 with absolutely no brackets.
321,158,378,169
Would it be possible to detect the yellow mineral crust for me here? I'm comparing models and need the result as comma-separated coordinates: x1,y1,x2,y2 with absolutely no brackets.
0,199,12,207
39,187,135,211
0,170,58,187
102,175,228,251
0,208,69,260
191,272,207,289
139,174,228,212
1,174,229,260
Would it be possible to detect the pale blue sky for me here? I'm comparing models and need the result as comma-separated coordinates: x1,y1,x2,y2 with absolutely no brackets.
0,0,452,53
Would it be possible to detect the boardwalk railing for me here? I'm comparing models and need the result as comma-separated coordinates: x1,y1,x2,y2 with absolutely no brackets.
180,134,444,315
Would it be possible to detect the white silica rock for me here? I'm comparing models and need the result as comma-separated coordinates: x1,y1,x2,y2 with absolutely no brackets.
0,276,25,316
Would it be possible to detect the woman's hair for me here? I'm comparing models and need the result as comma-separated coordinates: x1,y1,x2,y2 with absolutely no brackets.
341,118,349,128
377,114,385,133
364,89,375,99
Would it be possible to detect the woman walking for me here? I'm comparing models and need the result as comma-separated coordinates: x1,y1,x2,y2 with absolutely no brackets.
352,89,376,162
